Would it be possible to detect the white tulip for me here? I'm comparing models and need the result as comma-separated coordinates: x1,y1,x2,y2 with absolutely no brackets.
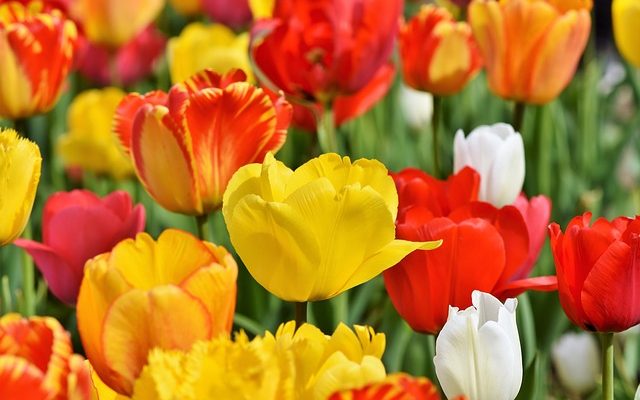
434,291,522,400
453,123,525,207
399,84,433,129
551,332,600,395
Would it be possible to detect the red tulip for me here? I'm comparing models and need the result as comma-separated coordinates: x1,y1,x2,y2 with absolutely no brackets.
384,168,557,334
75,26,166,86
15,190,145,305
251,0,401,108
549,213,640,332
203,0,252,28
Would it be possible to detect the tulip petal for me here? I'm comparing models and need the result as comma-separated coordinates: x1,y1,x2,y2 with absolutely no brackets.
131,105,202,214
494,276,558,299
613,0,640,68
582,240,640,331
0,35,34,118
108,230,218,290
13,240,80,305
113,91,168,155
487,133,525,207
77,258,132,394
184,82,287,211
0,355,52,399
102,286,212,394
41,190,101,243
180,261,238,335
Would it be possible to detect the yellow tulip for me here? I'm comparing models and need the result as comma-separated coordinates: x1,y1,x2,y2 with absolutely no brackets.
131,321,385,400
0,129,41,246
222,153,441,302
249,0,274,19
167,22,252,84
76,229,238,396
613,0,640,68
70,0,164,48
58,88,133,180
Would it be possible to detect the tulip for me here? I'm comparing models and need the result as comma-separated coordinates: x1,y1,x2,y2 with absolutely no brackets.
613,0,640,68
15,190,145,305
551,332,600,395
132,321,385,400
400,5,482,96
468,0,591,104
203,0,252,28
434,291,522,400
0,129,41,246
76,229,238,395
69,0,163,48
0,2,77,119
223,152,441,302
167,22,251,85
384,167,556,334
328,374,444,400
251,0,401,107
57,89,133,179
114,69,292,216
400,84,434,130
453,123,525,208
75,26,166,86
0,313,92,400
549,213,640,332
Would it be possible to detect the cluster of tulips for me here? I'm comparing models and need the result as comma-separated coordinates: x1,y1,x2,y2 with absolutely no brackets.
0,0,639,399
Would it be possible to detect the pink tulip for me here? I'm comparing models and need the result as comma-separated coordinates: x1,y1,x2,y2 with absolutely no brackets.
203,0,252,28
15,190,145,305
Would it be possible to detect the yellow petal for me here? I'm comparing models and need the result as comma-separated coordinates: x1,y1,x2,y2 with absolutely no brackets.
613,0,640,67
428,23,475,94
0,35,33,118
0,129,41,246
107,230,218,290
308,352,386,400
249,0,275,18
88,361,130,400
131,106,202,215
101,286,212,394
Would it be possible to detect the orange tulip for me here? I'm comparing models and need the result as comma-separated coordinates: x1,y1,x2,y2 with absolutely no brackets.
400,5,482,96
468,0,591,104
114,69,292,215
0,313,92,400
76,229,238,395
0,1,77,119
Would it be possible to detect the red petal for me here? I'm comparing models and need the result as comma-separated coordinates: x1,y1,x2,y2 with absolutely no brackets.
582,239,640,332
113,91,168,155
494,276,558,299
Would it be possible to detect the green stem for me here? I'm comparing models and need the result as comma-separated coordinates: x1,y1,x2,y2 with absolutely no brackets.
1,275,12,314
600,332,614,400
317,107,338,154
20,223,35,316
295,301,308,329
512,101,526,133
432,96,442,178
195,214,212,242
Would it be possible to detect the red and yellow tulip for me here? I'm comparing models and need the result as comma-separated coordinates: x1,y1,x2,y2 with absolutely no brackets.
0,1,77,119
76,229,238,395
400,5,482,96
114,69,292,216
468,0,591,104
0,314,92,400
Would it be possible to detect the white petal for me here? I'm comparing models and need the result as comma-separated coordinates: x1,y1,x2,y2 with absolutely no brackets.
400,84,433,129
551,332,600,395
487,133,525,207
453,129,470,174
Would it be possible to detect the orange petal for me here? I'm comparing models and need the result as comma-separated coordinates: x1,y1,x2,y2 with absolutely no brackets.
101,286,212,395
66,355,93,400
76,256,132,395
182,68,247,93
184,82,288,212
130,104,202,214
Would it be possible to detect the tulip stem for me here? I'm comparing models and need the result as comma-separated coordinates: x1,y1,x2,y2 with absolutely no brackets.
295,301,308,328
432,96,442,178
195,214,212,242
512,101,526,133
20,223,35,316
601,332,614,400
318,107,338,154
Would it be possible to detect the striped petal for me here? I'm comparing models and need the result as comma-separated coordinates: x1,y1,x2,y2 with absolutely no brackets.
0,355,53,399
